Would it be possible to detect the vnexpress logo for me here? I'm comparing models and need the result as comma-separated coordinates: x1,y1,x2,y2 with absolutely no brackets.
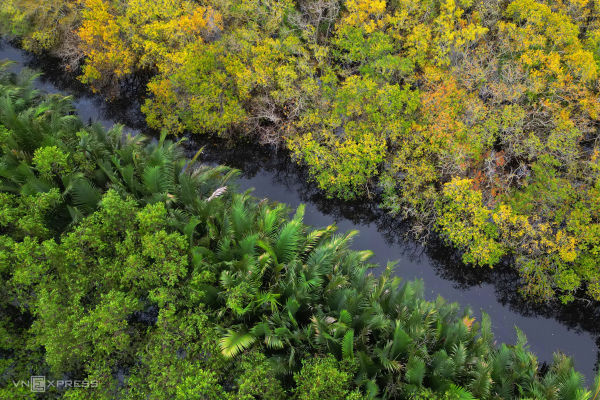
12,376,98,392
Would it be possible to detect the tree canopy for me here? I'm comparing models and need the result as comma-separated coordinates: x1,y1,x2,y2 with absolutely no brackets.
1,0,600,312
1,65,599,398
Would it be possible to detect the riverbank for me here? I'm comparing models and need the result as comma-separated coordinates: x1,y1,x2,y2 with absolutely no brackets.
1,38,599,383
2,61,598,398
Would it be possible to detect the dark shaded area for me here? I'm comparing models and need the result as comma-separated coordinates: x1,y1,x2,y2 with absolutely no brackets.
128,303,159,327
1,39,598,383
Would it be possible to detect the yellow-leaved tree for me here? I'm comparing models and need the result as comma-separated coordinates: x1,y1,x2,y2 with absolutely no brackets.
77,0,221,93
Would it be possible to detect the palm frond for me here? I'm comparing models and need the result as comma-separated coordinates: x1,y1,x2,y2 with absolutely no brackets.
342,329,354,360
219,328,256,358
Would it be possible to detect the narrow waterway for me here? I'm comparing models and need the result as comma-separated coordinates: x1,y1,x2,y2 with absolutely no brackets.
2,40,598,383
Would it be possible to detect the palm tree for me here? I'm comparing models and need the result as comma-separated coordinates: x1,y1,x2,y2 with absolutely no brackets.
208,193,594,399
0,65,238,234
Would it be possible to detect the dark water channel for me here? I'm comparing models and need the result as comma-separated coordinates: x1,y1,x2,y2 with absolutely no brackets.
1,40,599,384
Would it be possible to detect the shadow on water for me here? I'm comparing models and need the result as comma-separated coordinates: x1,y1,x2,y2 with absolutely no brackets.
1,39,599,382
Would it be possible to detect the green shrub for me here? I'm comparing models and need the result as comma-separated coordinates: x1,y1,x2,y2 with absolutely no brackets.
293,355,353,400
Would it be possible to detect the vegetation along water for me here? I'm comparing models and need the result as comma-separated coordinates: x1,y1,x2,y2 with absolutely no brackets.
1,0,600,398
0,57,599,399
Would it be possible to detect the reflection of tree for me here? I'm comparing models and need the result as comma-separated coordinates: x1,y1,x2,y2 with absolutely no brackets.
10,41,150,130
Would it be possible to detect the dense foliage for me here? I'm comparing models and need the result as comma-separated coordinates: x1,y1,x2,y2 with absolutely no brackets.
3,0,599,304
1,66,600,398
